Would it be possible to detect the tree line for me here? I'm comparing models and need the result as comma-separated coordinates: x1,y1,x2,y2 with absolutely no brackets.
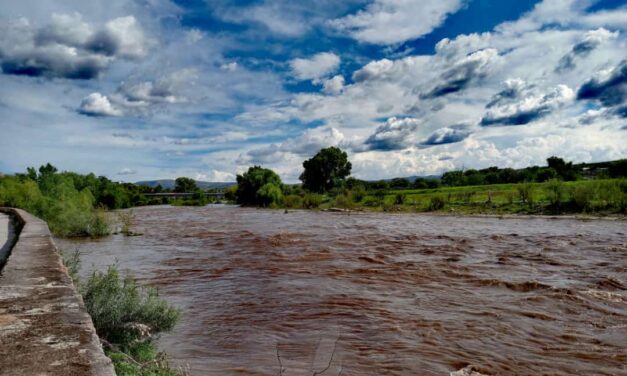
233,149,627,208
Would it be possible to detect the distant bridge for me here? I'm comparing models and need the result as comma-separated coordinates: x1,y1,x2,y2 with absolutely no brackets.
142,192,225,199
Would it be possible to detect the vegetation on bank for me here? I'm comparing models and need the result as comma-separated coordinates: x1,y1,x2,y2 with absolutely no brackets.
0,165,219,237
231,150,626,216
63,251,183,376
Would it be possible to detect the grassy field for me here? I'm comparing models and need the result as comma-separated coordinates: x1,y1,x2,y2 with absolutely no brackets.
310,179,627,216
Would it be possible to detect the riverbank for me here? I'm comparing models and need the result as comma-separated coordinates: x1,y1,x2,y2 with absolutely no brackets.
291,178,627,217
0,208,115,376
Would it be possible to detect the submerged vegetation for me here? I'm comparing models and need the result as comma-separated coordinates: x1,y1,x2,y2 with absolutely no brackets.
63,251,182,376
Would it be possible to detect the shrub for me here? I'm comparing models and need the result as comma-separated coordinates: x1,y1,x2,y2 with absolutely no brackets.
283,194,303,209
428,196,446,211
350,186,367,203
117,210,135,236
505,191,515,205
81,265,180,346
374,189,386,201
362,197,382,207
517,184,534,205
394,193,406,205
62,254,182,376
333,193,354,209
546,179,565,208
302,193,323,209
571,184,594,211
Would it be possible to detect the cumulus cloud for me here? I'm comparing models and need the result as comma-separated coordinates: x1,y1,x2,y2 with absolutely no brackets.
290,52,340,82
577,59,626,110
421,48,500,98
420,126,471,146
78,93,122,116
481,84,575,126
556,28,619,72
330,0,466,45
364,117,421,151
86,16,150,60
322,75,345,95
0,14,150,79
241,126,346,166
77,69,197,116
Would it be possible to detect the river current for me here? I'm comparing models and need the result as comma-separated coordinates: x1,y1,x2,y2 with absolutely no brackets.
56,205,627,375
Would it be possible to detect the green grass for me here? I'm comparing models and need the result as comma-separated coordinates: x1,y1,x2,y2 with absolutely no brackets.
313,179,626,216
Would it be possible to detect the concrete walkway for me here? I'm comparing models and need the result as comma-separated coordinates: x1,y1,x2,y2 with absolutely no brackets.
0,213,8,247
0,208,114,375
0,213,11,263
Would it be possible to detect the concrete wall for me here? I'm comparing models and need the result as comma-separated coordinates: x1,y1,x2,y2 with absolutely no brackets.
0,208,115,376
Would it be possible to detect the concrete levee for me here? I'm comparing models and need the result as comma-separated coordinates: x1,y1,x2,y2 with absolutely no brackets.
0,208,115,376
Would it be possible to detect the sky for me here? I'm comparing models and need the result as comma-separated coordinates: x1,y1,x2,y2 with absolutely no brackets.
0,0,625,183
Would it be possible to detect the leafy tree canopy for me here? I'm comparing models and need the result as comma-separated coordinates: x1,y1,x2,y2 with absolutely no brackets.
174,177,198,193
300,147,352,193
236,166,283,206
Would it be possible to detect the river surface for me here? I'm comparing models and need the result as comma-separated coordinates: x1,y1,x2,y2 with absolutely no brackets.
56,205,627,375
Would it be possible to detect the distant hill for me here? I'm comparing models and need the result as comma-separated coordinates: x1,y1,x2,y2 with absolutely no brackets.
136,179,235,190
382,175,441,182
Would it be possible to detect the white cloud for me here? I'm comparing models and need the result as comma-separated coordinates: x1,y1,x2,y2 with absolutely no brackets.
290,52,341,82
330,0,466,45
118,167,136,175
481,84,575,126
196,170,235,182
322,75,345,95
78,92,122,116
220,62,238,72
0,14,151,79
77,68,198,116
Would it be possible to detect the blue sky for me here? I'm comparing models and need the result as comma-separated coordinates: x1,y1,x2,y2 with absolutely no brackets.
0,0,625,182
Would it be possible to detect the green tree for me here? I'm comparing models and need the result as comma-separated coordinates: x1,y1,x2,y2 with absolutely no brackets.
256,183,283,207
300,147,352,193
174,177,198,193
390,178,410,189
236,166,283,206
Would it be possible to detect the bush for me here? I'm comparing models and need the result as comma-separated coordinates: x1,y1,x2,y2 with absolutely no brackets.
517,184,534,205
63,254,183,376
350,186,367,203
546,179,565,208
333,193,354,209
571,184,594,211
394,193,406,205
302,193,323,209
81,265,180,346
362,197,382,207
428,196,446,211
283,194,303,209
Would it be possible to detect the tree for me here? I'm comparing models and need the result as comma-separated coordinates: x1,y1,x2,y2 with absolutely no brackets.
236,166,283,206
300,147,352,193
174,177,198,193
390,178,410,189
547,156,577,181
256,183,283,207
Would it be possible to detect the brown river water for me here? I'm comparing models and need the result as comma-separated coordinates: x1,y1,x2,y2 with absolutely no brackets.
56,205,627,375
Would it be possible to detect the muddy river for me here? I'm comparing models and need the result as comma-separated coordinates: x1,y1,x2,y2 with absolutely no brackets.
56,205,627,375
